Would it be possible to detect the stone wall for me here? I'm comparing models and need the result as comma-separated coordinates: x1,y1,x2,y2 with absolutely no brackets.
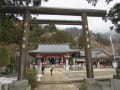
0,80,31,90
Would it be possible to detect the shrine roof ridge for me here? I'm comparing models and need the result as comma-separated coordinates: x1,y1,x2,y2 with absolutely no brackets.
29,44,79,54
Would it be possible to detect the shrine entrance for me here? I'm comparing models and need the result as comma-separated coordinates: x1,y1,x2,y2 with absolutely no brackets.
34,54,65,67
44,56,63,65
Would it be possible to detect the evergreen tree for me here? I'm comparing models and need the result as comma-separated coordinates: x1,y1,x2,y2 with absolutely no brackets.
108,3,120,33
0,48,10,67
29,24,44,45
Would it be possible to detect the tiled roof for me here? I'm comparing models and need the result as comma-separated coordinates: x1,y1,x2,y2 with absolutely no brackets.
80,49,108,58
29,44,79,54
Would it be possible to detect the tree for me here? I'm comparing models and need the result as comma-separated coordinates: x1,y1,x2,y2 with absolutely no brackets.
29,24,44,45
44,24,57,32
69,57,73,64
78,31,85,48
95,33,110,46
86,0,113,6
40,30,74,44
0,19,23,44
108,3,120,33
0,0,48,6
0,48,10,67
52,31,70,43
0,0,48,42
25,69,38,89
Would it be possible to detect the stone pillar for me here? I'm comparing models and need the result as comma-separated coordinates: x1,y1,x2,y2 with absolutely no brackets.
80,79,102,90
66,58,69,71
97,61,100,68
111,79,120,90
112,60,117,69
73,58,76,70
0,83,1,90
2,84,9,90
114,60,120,79
12,80,30,90
81,13,94,78
18,9,30,80
40,59,42,73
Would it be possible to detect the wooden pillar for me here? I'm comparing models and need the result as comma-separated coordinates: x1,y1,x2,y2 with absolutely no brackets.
60,55,63,65
81,13,94,78
0,13,1,36
18,9,30,80
43,56,46,65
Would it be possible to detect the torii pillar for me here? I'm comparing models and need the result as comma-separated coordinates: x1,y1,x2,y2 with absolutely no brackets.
81,13,94,78
0,13,1,36
18,9,30,80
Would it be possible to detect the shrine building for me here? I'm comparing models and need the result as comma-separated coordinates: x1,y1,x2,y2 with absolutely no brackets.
29,44,79,67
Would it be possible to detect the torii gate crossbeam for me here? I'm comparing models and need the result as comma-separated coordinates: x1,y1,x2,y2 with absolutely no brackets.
0,5,106,17
30,19,82,25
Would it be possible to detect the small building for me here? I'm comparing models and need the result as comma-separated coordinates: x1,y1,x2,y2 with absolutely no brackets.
75,49,112,68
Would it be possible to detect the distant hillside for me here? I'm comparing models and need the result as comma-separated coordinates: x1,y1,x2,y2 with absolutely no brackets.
64,27,82,37
62,27,112,50
29,24,119,53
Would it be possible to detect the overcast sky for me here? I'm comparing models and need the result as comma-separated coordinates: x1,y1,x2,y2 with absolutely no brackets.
35,0,120,33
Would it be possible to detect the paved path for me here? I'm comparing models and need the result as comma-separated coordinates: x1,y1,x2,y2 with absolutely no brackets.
62,68,115,81
37,67,115,90
37,68,79,90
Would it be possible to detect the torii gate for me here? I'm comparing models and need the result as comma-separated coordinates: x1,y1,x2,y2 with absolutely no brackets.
0,5,106,80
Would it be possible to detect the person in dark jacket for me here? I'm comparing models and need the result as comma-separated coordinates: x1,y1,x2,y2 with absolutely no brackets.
50,65,54,76
42,65,45,75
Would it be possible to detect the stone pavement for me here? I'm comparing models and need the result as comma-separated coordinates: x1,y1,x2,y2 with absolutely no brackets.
37,67,115,90
37,68,79,90
61,68,116,81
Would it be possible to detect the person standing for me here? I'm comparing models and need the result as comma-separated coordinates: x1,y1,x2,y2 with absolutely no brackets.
42,64,45,75
50,65,54,76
